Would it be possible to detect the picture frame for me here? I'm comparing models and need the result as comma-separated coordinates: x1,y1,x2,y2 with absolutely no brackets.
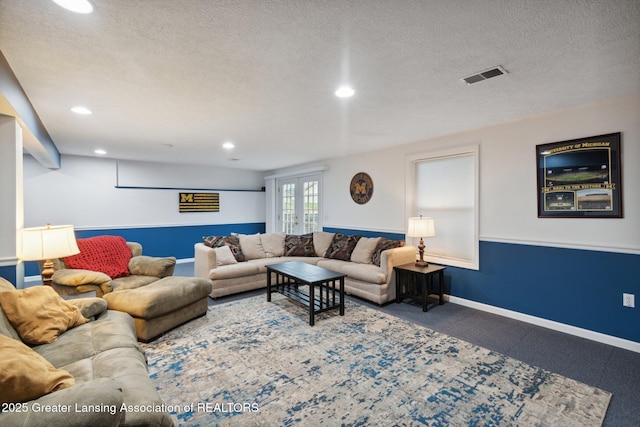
536,132,622,218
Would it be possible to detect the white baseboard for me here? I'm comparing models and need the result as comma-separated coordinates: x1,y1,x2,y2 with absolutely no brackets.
446,295,640,354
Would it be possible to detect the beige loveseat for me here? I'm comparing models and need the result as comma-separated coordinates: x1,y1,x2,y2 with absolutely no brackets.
0,278,173,426
195,231,416,305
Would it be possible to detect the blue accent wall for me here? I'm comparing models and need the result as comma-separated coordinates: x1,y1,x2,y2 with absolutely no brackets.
20,223,638,344
324,227,639,344
23,222,265,277
0,265,17,285
446,241,639,343
323,227,405,241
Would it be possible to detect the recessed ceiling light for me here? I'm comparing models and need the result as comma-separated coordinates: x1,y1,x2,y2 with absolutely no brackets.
52,0,93,14
94,149,106,155
222,142,235,150
71,106,92,115
335,86,355,98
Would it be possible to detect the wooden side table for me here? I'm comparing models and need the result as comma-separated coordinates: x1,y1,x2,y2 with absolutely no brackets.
394,263,446,312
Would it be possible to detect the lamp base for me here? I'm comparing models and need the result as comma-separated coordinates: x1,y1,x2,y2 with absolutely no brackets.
41,259,55,286
415,238,428,267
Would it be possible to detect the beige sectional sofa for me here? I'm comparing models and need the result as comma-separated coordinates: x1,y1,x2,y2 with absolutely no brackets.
194,231,416,305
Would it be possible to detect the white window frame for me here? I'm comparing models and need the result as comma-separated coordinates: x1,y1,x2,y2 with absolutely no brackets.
406,145,479,270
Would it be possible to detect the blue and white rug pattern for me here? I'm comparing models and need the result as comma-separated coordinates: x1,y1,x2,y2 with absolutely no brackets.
142,295,611,426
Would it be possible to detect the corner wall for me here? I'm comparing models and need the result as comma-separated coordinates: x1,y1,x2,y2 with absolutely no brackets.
22,155,267,276
269,94,640,346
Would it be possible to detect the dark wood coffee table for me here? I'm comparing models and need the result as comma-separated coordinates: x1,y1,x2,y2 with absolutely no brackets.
266,261,345,326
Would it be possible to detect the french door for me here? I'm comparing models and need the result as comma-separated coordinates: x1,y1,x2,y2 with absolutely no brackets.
277,174,321,235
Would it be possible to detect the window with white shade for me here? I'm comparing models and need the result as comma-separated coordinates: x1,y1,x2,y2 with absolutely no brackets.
406,146,479,270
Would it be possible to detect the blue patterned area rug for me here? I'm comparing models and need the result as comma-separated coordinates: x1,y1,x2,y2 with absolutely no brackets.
142,294,611,426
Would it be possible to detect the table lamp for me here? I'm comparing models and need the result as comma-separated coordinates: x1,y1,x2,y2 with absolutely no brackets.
20,224,80,286
407,215,436,267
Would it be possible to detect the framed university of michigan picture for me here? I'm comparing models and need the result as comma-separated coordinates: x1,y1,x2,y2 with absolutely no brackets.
536,132,622,218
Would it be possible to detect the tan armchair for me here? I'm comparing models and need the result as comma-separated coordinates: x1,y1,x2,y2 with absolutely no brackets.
44,242,176,297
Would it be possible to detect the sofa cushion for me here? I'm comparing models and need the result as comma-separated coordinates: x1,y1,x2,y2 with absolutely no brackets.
214,245,238,266
0,280,20,341
316,259,386,284
0,287,88,345
128,255,176,277
201,235,246,262
0,334,75,404
351,237,381,264
209,262,260,280
64,235,132,279
67,297,108,319
313,231,335,257
239,233,267,260
223,235,246,262
33,310,140,368
261,233,286,257
249,256,323,273
316,258,352,273
341,263,387,285
324,233,361,261
372,238,404,266
284,233,315,256
203,235,225,248
110,275,160,292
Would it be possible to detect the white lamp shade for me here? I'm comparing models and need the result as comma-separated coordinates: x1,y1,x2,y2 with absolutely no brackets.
407,216,436,238
20,225,80,261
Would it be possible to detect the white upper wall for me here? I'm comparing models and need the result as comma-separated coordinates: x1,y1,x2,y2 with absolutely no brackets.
271,94,640,254
23,155,266,229
22,95,639,254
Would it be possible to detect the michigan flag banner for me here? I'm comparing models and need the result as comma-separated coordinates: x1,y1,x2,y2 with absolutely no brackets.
179,193,220,213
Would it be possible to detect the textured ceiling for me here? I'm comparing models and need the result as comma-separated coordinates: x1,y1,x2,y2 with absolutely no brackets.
1,0,639,171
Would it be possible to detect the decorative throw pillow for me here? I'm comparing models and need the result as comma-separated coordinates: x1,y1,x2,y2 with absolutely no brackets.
0,334,75,404
313,231,335,257
260,233,286,257
239,233,267,260
64,235,131,279
0,286,88,345
214,245,238,266
350,237,382,264
284,233,315,257
372,238,404,266
324,233,362,261
222,235,245,262
202,235,225,248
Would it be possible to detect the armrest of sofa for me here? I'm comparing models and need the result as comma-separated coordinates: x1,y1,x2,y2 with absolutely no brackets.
52,269,111,287
127,255,176,278
380,245,417,284
51,269,113,297
66,297,108,319
194,243,217,279
0,378,124,427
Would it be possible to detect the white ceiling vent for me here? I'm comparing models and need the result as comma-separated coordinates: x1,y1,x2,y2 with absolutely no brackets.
461,66,508,85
